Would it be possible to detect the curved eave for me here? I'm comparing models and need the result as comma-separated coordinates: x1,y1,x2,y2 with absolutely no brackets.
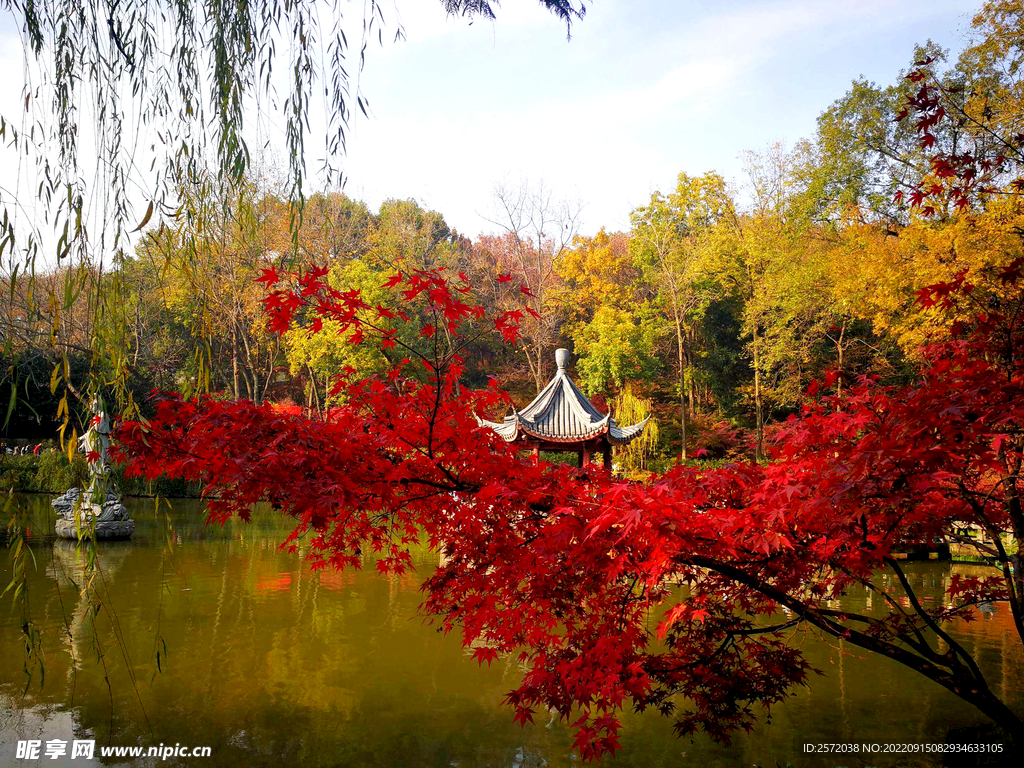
478,413,650,446
474,413,519,442
514,417,610,443
608,417,650,445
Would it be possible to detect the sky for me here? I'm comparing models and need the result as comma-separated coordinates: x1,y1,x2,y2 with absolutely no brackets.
0,0,983,245
331,0,980,237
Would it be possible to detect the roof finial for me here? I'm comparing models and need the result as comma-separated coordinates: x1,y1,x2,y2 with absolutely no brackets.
555,348,570,371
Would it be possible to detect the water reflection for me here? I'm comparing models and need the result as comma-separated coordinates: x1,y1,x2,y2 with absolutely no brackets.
1,494,1021,767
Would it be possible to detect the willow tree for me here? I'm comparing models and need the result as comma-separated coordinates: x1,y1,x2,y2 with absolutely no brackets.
0,0,587,423
0,0,587,697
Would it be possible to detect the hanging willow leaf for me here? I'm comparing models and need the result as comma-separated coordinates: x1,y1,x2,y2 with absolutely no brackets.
0,0,586,709
0,0,583,429
131,201,155,233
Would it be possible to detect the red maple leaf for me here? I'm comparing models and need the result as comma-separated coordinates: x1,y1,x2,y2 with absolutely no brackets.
255,267,280,285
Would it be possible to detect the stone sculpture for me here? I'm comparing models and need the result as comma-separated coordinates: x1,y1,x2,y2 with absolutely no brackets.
53,395,135,540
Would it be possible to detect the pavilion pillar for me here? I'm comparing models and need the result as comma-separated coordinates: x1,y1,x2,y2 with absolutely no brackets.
603,444,612,470
531,443,540,461
582,445,591,467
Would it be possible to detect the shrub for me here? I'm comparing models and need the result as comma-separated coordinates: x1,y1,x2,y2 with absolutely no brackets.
0,454,42,492
0,451,200,497
35,449,87,492
690,414,747,460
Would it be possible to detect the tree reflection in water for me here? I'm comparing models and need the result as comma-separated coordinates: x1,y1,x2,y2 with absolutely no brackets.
1,494,1020,767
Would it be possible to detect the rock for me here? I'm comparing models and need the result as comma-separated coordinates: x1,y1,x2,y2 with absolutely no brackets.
54,516,135,540
52,487,135,541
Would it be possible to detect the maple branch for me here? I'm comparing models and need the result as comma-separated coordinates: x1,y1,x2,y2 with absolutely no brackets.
683,555,1022,736
885,557,986,682
726,618,802,636
983,523,1024,645
617,576,639,631
651,635,736,675
945,530,1002,559
930,81,1024,165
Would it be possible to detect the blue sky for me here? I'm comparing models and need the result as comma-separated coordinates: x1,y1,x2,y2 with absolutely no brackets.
0,0,982,245
334,0,979,236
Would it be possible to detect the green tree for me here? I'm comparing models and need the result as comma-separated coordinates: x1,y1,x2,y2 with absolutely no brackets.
283,260,399,412
367,199,465,272
795,42,948,225
630,172,732,461
611,383,659,476
571,305,661,396
704,148,795,461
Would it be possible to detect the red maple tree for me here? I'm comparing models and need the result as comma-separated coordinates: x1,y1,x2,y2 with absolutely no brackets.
114,257,1024,758
896,54,1024,216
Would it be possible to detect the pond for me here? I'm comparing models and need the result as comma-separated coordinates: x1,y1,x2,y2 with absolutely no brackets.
1,494,1021,767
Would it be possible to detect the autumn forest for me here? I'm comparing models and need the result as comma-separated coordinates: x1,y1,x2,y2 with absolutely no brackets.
8,16,1023,477
2,0,1024,764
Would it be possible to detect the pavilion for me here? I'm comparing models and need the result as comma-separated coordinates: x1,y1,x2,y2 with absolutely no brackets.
476,348,649,469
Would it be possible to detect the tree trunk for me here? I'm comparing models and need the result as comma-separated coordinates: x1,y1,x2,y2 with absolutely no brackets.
133,301,141,366
523,344,545,394
752,325,764,462
684,332,696,415
260,341,278,403
836,319,846,400
675,319,687,463
688,361,696,415
230,323,240,400
237,320,258,402
307,365,323,417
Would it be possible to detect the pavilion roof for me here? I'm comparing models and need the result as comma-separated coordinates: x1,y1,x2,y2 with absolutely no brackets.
477,349,649,446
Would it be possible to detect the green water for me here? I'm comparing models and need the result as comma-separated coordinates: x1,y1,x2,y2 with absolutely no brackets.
1,494,1021,767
